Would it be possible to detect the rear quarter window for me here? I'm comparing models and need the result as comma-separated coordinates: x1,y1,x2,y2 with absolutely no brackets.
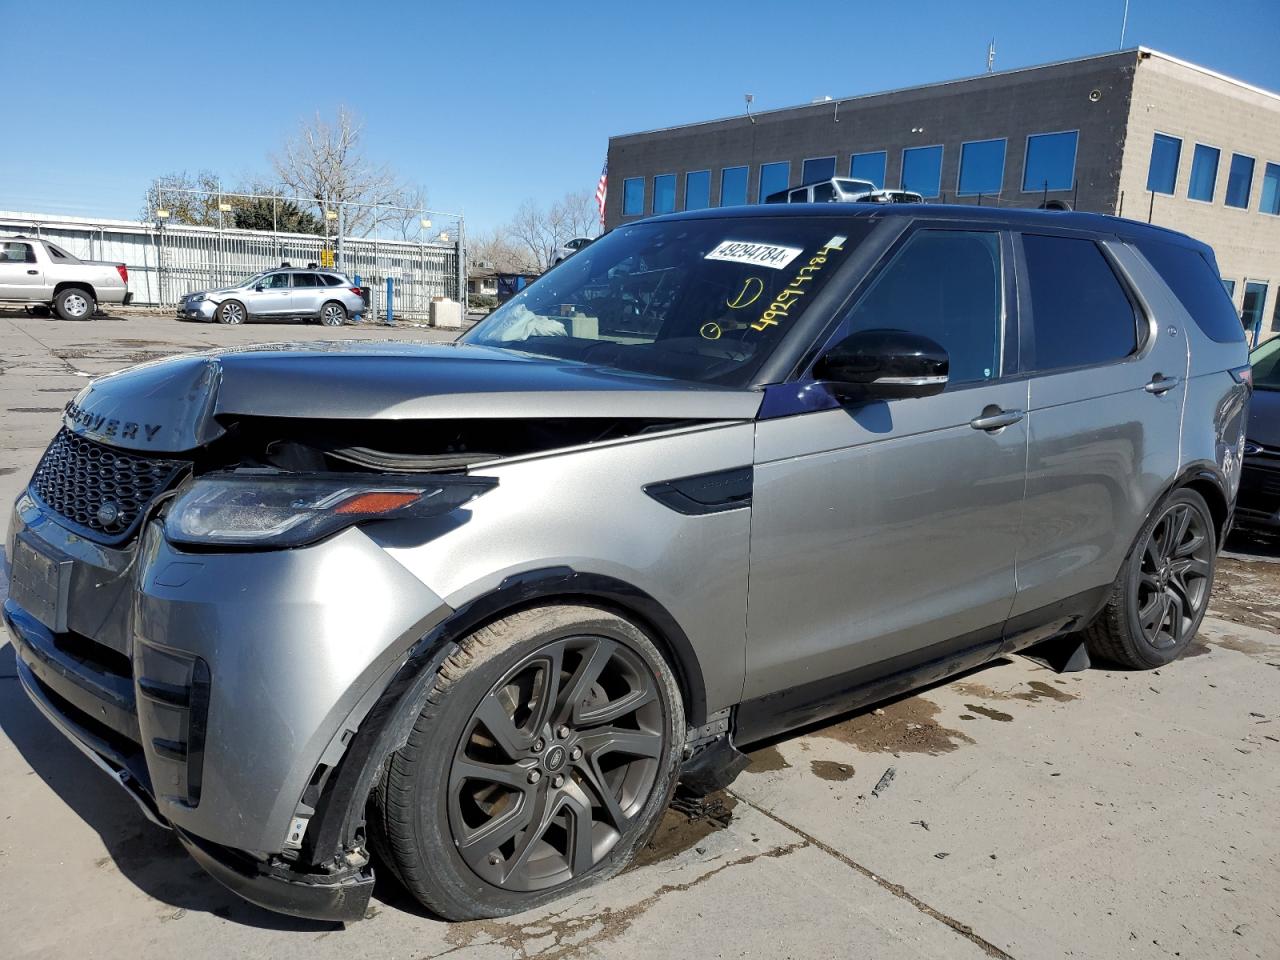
1134,239,1245,344
1021,233,1138,372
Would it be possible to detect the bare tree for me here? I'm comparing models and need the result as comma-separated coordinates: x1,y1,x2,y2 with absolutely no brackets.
469,226,535,274
272,106,424,237
141,170,224,225
505,191,602,272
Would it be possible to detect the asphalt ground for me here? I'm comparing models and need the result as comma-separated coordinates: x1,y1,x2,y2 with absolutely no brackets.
1,309,1277,960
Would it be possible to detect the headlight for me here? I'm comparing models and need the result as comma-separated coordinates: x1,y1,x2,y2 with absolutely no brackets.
189,294,206,302
164,471,497,548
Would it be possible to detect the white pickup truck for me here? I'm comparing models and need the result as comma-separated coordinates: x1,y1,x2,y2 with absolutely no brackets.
0,235,132,320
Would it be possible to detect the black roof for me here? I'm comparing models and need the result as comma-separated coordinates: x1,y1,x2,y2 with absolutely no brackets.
641,203,1213,256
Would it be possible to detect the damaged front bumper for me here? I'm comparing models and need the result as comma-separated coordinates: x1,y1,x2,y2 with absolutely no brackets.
4,492,449,922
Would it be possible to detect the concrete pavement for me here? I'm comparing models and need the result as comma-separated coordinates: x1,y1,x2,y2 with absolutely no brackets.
1,311,1277,960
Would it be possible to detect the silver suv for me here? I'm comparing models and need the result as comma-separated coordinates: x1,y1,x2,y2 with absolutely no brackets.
5,206,1251,923
178,267,364,325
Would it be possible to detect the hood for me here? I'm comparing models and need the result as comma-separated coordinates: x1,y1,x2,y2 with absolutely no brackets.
61,341,763,453
1246,387,1280,449
184,286,242,300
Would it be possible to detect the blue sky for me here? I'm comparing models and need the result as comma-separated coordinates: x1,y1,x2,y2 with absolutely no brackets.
2,0,1278,233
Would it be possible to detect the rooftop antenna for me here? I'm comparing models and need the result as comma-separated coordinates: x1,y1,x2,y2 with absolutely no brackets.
1119,0,1130,48
744,93,755,124
986,38,996,73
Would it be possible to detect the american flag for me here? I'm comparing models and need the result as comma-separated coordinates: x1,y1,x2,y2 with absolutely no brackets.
594,160,608,228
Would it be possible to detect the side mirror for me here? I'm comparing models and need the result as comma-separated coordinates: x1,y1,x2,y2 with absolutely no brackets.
813,328,948,400
254,284,264,292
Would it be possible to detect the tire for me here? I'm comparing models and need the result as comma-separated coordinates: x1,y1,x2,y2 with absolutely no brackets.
1084,487,1217,669
369,604,685,920
217,300,247,325
319,301,347,327
54,288,95,321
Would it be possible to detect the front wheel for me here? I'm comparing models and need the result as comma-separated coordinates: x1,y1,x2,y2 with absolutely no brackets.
369,604,685,920
1085,487,1217,668
217,300,246,324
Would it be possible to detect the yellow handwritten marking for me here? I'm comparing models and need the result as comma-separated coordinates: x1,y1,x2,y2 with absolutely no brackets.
700,321,723,340
751,239,846,333
727,276,764,310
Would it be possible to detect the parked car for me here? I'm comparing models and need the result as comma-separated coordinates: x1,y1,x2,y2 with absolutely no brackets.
5,205,1250,924
177,267,364,325
857,189,925,204
1235,335,1280,534
765,177,880,203
553,236,594,265
0,235,131,319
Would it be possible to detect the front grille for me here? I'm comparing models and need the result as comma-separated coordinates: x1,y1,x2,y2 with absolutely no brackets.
29,427,186,544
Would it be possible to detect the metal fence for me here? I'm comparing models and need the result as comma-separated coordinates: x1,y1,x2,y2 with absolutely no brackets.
0,209,465,321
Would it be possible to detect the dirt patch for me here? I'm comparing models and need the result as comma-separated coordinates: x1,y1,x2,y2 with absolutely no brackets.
632,793,736,869
1183,641,1213,658
1209,557,1280,632
810,760,855,782
953,679,1077,704
1212,633,1274,658
808,696,975,756
7,407,62,413
445,841,806,960
965,704,1014,722
0,467,17,476
746,744,791,772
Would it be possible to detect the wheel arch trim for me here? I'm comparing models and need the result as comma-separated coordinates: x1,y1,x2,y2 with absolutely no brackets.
298,565,708,869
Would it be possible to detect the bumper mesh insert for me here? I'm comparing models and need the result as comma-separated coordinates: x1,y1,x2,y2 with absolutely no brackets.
29,427,186,544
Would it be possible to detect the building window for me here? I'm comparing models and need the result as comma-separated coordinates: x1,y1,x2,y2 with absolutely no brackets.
1225,153,1255,209
801,156,836,185
1242,280,1268,344
653,174,676,214
1260,161,1280,215
720,166,748,206
1222,278,1236,299
1187,144,1219,202
758,161,790,202
1146,133,1181,194
1023,131,1078,192
957,138,1007,196
622,177,644,216
850,151,886,189
685,170,710,211
901,145,944,198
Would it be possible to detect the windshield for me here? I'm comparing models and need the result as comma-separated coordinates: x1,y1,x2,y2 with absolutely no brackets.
463,217,871,386
237,272,267,289
1252,336,1280,391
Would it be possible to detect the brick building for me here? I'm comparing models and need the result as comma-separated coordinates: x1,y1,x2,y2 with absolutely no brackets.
606,48,1280,342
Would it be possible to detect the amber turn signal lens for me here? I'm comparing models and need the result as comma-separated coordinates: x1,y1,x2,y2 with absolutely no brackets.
333,491,422,515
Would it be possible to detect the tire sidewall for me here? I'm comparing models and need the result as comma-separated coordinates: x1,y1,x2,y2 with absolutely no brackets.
1121,488,1216,667
398,607,684,919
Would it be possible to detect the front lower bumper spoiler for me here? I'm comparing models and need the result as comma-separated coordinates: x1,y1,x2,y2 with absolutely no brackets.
175,828,374,924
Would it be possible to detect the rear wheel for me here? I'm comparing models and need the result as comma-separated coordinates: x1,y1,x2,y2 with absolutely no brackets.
319,301,347,326
370,604,684,920
54,288,95,321
217,300,246,324
1085,487,1216,668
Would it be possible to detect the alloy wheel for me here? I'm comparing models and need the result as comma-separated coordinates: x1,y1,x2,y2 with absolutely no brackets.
1134,501,1213,649
322,304,345,326
222,303,244,324
64,294,88,317
447,635,665,892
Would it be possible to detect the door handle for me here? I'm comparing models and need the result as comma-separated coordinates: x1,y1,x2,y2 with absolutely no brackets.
1144,374,1179,395
27,269,38,275
970,407,1024,431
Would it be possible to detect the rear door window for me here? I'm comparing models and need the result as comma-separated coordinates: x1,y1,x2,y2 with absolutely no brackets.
1020,234,1138,372
1134,239,1245,343
812,182,836,202
0,242,34,263
293,273,319,287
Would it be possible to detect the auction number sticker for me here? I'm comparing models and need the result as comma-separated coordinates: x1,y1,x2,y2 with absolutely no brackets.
705,240,803,270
